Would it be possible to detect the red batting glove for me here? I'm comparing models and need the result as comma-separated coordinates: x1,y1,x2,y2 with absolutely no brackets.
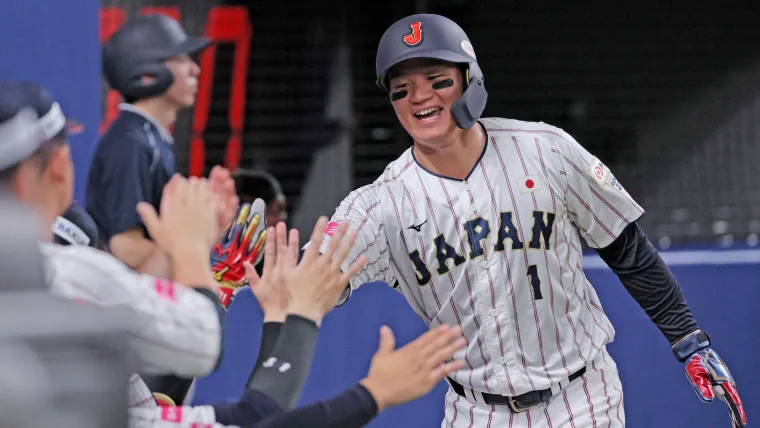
674,331,746,427
210,199,267,308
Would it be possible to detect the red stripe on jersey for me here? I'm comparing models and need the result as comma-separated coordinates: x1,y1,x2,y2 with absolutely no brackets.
451,395,460,426
478,160,518,395
414,168,477,389
342,161,414,218
566,186,617,239
513,136,564,384
612,382,624,425
581,375,599,428
544,407,555,428
492,139,544,390
387,188,433,324
596,362,615,428
437,176,492,392
557,154,634,223
564,390,578,428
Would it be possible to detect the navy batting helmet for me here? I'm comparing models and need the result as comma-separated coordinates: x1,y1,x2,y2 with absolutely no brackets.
375,14,487,130
102,14,211,102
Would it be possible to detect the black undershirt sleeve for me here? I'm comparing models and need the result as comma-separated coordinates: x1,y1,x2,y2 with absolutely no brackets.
212,383,378,428
250,384,379,428
249,322,283,382
594,222,699,345
247,315,319,409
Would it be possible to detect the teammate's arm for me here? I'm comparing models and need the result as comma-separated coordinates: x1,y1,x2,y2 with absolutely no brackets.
110,228,171,277
146,325,465,428
90,134,172,277
50,246,222,376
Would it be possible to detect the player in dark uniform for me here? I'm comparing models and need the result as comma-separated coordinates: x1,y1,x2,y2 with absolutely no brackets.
86,13,238,406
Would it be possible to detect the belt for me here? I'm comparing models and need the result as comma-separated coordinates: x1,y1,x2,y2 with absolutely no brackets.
447,366,586,413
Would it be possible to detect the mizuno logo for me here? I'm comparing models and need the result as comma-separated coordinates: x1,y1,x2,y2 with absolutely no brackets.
407,220,427,232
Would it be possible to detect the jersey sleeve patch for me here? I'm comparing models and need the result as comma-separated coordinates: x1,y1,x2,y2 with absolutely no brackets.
587,156,611,188
154,278,177,302
324,221,340,237
160,406,183,422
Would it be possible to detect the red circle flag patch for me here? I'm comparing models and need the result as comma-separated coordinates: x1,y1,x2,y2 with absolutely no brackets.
517,175,542,194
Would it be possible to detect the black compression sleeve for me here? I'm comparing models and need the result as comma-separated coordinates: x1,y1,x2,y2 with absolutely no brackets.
251,384,379,428
212,388,283,426
595,222,698,344
248,322,283,384
247,314,319,409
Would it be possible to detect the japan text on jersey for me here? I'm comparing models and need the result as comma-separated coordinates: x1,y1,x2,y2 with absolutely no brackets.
321,117,644,396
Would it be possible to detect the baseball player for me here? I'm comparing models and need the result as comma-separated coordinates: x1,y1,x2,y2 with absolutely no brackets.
87,13,237,278
311,14,746,427
0,81,225,425
88,13,239,404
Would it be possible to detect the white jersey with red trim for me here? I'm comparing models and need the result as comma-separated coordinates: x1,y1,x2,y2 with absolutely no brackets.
320,117,644,398
40,242,225,427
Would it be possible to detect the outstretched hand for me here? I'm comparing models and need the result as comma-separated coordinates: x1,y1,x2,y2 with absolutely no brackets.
283,217,367,325
244,222,296,322
360,324,466,411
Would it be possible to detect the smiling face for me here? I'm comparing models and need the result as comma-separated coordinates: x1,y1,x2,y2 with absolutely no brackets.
388,58,465,147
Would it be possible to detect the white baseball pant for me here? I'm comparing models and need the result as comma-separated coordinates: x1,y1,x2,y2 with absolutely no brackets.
442,347,625,428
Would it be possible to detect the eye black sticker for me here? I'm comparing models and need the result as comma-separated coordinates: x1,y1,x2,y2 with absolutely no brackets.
391,90,408,101
432,79,454,90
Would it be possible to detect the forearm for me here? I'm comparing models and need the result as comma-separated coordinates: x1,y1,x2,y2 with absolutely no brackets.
212,384,378,428
247,315,319,409
595,222,698,344
248,321,283,383
139,245,173,278
251,384,378,428
110,230,173,278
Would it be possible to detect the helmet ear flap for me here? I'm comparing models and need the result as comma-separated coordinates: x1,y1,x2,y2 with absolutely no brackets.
451,63,487,130
119,63,175,102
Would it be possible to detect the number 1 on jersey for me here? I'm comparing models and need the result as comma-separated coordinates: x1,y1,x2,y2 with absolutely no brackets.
526,265,543,300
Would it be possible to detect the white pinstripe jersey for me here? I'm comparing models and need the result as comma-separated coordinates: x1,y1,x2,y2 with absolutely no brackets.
321,117,645,396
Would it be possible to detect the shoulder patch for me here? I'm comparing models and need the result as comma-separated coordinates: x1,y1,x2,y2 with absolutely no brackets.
587,157,610,187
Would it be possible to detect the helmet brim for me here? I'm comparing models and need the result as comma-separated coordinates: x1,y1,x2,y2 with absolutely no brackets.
165,36,213,59
376,48,474,92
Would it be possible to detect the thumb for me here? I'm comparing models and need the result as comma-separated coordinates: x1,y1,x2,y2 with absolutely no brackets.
243,261,261,286
136,202,161,238
376,325,396,355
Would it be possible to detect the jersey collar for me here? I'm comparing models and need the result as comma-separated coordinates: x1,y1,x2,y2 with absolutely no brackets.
118,103,174,144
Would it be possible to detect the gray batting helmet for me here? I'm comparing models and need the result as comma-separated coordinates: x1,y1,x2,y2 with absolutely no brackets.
103,14,211,102
375,14,487,129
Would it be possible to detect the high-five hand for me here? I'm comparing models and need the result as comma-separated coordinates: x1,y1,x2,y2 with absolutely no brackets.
244,221,296,322
283,217,367,325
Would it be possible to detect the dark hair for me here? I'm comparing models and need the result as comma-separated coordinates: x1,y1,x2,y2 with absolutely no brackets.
0,138,66,184
232,169,284,205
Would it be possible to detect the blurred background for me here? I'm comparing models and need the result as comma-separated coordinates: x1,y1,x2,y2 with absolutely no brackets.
1,0,759,427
